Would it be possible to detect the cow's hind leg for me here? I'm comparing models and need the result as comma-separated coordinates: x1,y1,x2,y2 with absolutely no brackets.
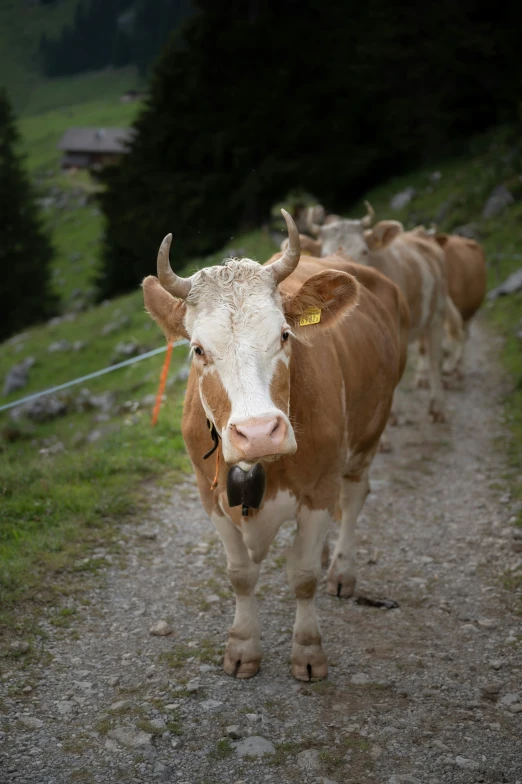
441,295,465,379
327,468,370,597
211,512,261,679
287,507,331,681
427,316,446,422
415,336,430,389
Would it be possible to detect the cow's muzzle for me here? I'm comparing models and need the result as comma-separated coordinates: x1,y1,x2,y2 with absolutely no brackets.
228,415,291,462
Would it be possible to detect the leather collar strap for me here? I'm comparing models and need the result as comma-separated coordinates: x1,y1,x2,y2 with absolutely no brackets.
203,419,220,460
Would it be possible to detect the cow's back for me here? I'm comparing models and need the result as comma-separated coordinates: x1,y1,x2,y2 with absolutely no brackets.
274,253,409,381
437,235,486,322
266,253,407,476
385,234,446,338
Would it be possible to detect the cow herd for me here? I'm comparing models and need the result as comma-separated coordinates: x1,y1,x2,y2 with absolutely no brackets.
142,202,486,683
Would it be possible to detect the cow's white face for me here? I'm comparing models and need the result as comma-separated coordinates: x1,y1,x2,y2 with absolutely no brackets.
143,214,360,467
320,220,369,260
184,260,296,465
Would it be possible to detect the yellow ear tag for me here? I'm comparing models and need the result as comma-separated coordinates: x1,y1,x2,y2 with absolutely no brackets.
374,238,382,249
299,306,322,327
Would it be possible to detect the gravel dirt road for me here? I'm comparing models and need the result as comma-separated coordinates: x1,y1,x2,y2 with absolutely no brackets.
1,319,521,784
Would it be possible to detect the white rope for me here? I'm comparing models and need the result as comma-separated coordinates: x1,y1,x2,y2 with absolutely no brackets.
0,340,189,414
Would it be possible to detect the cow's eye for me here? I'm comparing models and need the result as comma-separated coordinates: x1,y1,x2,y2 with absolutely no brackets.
281,331,290,343
194,346,204,356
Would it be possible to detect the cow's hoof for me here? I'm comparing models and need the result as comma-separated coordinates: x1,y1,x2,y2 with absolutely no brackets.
429,408,446,423
291,646,328,682
223,650,261,679
415,376,429,389
326,574,356,598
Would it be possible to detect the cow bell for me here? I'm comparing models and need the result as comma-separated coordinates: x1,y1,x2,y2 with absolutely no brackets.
226,463,266,517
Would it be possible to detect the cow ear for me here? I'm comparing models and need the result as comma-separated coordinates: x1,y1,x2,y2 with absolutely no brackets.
434,233,449,248
366,220,403,251
283,270,359,341
142,276,189,341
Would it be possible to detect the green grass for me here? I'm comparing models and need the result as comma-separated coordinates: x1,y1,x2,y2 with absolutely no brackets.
0,406,190,629
211,739,234,760
19,92,142,173
0,285,194,630
15,93,143,305
0,0,143,115
21,67,143,118
0,0,78,112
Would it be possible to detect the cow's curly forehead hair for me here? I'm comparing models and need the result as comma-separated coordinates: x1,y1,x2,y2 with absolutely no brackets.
186,258,279,308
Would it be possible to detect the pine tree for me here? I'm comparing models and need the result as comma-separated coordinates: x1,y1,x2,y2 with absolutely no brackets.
0,90,58,343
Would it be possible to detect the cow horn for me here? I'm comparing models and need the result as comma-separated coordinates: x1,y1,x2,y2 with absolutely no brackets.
269,209,301,284
306,206,322,237
360,201,375,228
157,234,192,299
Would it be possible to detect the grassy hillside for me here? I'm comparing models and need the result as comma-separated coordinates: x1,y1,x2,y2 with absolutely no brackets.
0,0,77,111
1,122,521,634
16,95,142,305
0,0,142,114
0,224,279,629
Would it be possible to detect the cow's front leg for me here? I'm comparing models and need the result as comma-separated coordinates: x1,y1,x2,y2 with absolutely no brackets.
287,507,331,681
327,469,370,597
211,512,261,679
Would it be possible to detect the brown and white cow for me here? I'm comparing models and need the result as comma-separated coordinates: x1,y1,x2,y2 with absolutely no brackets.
142,212,407,682
320,218,464,421
280,233,322,257
307,202,375,241
433,233,486,375
280,203,346,256
306,203,344,233
411,228,486,376
281,203,375,260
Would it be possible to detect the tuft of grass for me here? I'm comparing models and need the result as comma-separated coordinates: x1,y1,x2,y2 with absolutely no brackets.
94,717,112,735
135,719,165,737
48,607,78,628
159,645,193,670
319,749,345,767
211,738,234,759
166,718,183,736
343,735,371,751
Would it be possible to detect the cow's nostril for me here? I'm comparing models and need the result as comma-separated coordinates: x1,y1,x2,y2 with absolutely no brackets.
270,419,280,438
231,424,245,441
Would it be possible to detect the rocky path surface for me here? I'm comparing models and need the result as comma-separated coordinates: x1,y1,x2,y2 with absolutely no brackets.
1,320,521,784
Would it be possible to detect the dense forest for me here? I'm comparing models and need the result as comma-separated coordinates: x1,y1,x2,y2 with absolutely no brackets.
39,0,193,77
96,0,522,299
0,91,57,341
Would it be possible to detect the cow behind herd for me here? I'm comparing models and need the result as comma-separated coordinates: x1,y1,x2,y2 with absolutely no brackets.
142,200,486,683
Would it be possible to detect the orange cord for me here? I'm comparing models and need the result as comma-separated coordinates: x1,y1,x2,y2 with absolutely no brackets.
151,342,173,426
152,342,220,489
